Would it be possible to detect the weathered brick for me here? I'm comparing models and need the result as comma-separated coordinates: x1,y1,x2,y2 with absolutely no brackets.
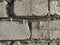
50,0,60,15
32,0,48,16
32,20,49,39
32,20,41,39
0,1,8,17
40,21,48,30
14,0,31,16
0,20,30,40
50,40,57,45
49,20,60,39
0,42,8,45
40,21,49,39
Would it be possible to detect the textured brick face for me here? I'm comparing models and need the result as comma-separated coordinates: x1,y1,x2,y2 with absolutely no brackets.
0,1,8,17
14,0,48,16
0,20,30,40
0,0,60,45
14,0,31,16
32,20,49,39
49,20,60,39
50,0,60,15
32,0,48,16
50,41,57,45
32,20,41,39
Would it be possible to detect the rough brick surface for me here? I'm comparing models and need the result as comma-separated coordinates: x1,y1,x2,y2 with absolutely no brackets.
32,20,49,39
50,0,60,15
14,0,31,16
32,20,41,39
32,0,48,16
0,0,60,45
49,20,60,39
14,0,48,16
40,21,49,39
0,20,30,40
50,40,57,45
0,1,8,17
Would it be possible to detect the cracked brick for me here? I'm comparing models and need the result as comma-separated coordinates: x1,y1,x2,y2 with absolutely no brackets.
0,20,30,40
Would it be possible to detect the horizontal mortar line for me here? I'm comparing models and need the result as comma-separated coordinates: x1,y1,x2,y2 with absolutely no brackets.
0,39,59,42
0,15,60,20
0,16,47,21
0,40,29,42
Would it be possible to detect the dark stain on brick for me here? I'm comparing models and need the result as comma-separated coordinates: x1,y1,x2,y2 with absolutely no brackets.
6,0,16,18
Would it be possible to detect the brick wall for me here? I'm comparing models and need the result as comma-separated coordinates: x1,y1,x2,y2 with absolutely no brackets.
0,0,60,45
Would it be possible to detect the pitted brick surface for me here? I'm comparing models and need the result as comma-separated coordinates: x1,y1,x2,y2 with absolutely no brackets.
40,21,49,39
50,0,60,15
32,20,49,39
0,0,60,45
32,0,48,16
